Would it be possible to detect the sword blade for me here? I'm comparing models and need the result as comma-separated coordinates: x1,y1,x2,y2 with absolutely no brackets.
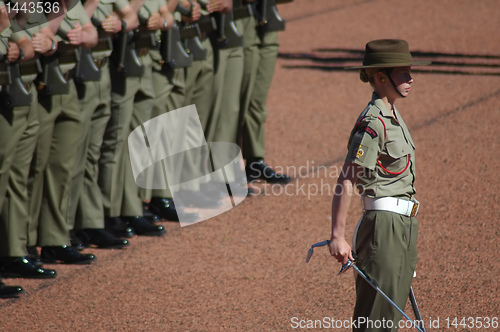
409,287,426,332
348,262,424,332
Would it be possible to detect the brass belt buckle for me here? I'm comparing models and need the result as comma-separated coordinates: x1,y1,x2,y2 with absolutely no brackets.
410,202,419,217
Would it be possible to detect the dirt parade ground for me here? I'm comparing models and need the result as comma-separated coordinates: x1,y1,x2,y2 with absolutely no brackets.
1,0,499,331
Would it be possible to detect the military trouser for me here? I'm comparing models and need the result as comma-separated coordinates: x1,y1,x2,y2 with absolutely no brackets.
28,81,82,247
68,63,112,230
239,15,259,145
206,41,244,183
181,38,214,192
241,30,279,160
0,86,39,257
147,63,186,200
352,210,418,332
99,54,154,217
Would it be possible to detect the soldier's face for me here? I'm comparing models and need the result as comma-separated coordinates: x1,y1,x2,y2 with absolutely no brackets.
390,66,413,97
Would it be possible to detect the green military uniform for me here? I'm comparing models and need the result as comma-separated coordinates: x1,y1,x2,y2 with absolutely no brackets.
99,0,162,218
28,2,89,247
205,15,244,184
240,25,279,161
178,10,214,193
0,20,40,257
239,11,259,137
148,26,187,200
68,0,128,231
0,18,14,217
345,93,418,331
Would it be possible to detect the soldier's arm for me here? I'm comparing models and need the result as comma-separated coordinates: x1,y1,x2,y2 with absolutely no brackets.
0,4,9,33
328,162,361,265
83,0,100,19
114,5,140,32
80,21,98,48
128,0,146,13
159,3,175,30
167,0,179,13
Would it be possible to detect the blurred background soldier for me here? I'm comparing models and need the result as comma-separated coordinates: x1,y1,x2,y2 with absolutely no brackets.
66,0,139,249
241,0,290,184
27,0,99,264
0,1,58,278
100,0,167,237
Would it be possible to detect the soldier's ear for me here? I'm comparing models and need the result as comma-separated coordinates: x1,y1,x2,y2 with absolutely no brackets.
376,72,386,84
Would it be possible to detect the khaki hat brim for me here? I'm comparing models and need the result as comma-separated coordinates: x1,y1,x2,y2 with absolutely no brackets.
345,60,432,70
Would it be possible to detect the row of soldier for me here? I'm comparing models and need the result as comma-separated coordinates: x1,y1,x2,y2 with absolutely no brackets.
0,0,292,298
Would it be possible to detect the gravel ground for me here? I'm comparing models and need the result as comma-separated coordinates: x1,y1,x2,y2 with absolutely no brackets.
1,1,499,331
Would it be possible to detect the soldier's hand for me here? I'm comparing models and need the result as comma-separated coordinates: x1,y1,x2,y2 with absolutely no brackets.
190,2,201,21
32,33,53,53
67,23,83,45
102,15,122,34
206,0,223,13
328,237,354,265
7,42,20,62
147,12,162,30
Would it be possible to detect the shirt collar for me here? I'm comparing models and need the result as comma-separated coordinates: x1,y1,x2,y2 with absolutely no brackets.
371,92,394,118
371,92,402,122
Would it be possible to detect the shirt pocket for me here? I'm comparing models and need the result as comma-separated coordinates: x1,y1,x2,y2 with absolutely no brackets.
378,141,412,175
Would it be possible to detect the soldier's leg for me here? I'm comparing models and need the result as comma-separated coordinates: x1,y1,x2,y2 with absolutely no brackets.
37,82,82,247
353,211,418,331
27,90,63,247
0,92,38,257
207,45,244,184
148,67,199,222
243,31,279,160
68,79,101,231
243,31,290,184
239,15,260,144
121,91,154,217
37,81,97,264
76,64,112,230
148,65,181,201
99,72,139,218
0,88,56,278
0,106,20,216
181,39,214,192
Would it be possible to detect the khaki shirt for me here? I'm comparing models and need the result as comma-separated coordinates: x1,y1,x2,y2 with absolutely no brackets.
57,0,91,73
345,93,417,199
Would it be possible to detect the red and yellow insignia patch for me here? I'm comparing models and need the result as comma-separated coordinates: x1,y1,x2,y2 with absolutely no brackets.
356,145,365,159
